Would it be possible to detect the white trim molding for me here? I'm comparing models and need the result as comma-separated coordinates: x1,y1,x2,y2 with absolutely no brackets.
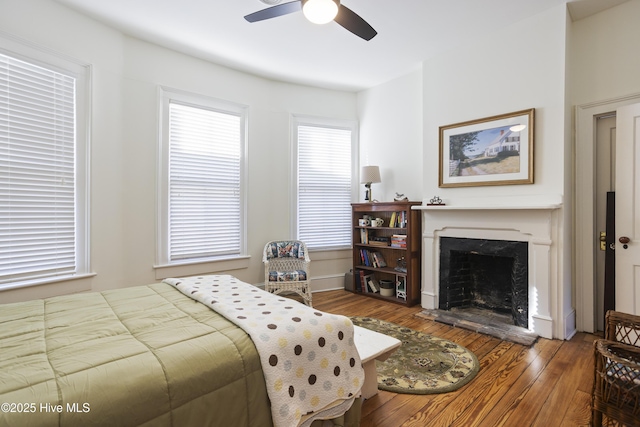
574,93,640,333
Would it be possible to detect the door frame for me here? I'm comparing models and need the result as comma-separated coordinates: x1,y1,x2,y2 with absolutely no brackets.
575,93,640,333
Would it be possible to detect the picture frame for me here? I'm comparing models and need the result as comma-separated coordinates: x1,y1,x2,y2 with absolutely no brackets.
439,108,534,188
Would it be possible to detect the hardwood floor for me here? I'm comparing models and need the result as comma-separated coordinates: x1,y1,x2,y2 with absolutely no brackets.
312,290,599,427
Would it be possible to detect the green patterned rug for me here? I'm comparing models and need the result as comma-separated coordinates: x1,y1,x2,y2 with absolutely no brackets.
351,317,480,395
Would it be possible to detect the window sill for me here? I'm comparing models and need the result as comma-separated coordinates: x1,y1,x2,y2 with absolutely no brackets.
154,256,251,280
0,273,96,293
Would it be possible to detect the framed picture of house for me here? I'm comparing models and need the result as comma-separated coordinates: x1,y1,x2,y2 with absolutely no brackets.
438,108,534,187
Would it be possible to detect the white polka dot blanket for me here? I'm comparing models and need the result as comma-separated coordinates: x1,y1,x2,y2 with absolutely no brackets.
163,275,364,427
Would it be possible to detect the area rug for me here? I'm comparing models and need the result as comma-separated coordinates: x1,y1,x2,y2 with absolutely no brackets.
351,317,480,395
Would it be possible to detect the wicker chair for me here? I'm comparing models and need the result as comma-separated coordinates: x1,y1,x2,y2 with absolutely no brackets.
592,310,640,427
263,240,312,307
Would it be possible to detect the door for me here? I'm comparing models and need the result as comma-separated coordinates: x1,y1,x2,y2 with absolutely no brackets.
595,115,616,330
615,102,640,315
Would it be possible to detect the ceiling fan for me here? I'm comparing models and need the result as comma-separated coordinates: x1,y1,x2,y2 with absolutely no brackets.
244,0,377,41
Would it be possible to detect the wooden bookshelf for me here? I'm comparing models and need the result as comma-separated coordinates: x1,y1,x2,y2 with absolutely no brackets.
351,201,422,306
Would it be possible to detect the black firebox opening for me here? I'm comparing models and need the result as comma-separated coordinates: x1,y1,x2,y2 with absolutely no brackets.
439,237,528,328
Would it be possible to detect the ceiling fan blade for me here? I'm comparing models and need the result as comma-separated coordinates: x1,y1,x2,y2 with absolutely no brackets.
334,4,377,41
244,1,302,23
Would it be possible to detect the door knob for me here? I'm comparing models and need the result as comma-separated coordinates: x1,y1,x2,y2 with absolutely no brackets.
619,236,631,249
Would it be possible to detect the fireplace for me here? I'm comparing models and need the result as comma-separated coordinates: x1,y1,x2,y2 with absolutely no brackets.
439,237,528,328
414,195,566,339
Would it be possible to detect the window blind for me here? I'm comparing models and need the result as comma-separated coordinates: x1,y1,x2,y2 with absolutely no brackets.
297,124,352,249
0,53,77,285
168,101,241,261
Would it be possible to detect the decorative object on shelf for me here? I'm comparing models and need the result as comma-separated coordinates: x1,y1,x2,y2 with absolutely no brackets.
360,165,381,203
439,108,535,188
395,256,407,273
394,192,408,201
370,218,384,227
428,196,445,206
379,280,394,297
396,278,406,300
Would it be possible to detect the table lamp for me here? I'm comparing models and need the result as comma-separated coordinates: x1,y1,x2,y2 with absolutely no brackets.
360,165,381,202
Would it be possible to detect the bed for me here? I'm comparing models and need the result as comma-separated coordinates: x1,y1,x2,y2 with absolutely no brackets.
0,275,362,427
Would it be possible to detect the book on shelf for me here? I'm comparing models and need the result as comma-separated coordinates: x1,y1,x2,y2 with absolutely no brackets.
371,251,387,268
358,270,367,293
388,211,408,228
360,228,369,244
359,249,387,268
400,211,407,228
389,212,397,228
359,249,368,266
368,236,390,246
390,234,407,248
363,274,379,293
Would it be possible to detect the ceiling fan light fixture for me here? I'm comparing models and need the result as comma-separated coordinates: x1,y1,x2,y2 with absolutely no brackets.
302,0,339,25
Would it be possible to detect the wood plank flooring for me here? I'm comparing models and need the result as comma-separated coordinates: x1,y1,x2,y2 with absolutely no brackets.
312,290,599,427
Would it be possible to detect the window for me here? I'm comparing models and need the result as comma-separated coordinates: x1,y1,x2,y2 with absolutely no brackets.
0,46,90,289
157,89,246,266
293,116,357,250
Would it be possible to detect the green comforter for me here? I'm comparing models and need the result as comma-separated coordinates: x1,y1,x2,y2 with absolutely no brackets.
0,283,360,427
0,284,274,426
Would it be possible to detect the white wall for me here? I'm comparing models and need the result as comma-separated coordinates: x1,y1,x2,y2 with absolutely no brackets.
571,0,640,105
0,0,357,303
422,5,568,200
357,69,424,203
421,5,572,338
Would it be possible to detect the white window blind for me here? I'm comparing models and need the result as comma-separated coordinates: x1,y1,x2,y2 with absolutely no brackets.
0,52,78,286
168,101,242,261
297,123,353,249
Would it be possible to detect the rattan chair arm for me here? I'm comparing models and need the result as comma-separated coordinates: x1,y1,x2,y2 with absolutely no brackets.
605,310,640,345
595,339,640,368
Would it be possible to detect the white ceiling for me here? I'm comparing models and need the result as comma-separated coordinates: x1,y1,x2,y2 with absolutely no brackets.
53,0,628,92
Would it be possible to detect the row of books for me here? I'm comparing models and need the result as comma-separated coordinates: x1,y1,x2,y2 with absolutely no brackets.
357,270,381,293
388,211,408,228
359,229,392,246
358,249,387,268
390,234,407,248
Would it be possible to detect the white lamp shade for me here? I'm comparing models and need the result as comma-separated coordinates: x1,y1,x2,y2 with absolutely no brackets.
360,165,381,184
302,0,339,25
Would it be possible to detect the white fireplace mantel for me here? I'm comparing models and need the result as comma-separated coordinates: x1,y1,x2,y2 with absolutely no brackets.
413,194,563,211
414,195,563,339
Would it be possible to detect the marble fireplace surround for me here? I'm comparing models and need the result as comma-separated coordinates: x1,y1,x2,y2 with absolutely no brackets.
413,195,562,339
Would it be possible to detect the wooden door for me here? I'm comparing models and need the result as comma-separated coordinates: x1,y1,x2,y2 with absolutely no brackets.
615,102,640,315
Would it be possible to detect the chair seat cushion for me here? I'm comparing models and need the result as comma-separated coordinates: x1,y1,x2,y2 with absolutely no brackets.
268,270,307,282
